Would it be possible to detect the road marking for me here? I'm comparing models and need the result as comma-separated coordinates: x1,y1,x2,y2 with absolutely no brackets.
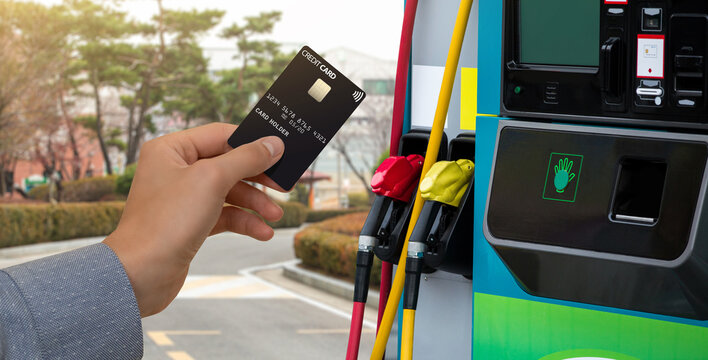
297,328,376,334
147,330,222,346
166,351,195,360
239,260,376,329
177,275,293,299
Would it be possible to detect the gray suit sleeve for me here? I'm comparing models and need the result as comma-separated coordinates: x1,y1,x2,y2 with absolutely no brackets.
0,243,143,359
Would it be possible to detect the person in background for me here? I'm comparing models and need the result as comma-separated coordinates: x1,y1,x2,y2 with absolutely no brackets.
0,123,285,359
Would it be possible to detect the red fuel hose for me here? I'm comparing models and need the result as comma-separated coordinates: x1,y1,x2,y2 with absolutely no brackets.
379,0,419,340
346,301,366,360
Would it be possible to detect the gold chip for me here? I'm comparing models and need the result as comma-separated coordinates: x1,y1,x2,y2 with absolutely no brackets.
307,78,331,103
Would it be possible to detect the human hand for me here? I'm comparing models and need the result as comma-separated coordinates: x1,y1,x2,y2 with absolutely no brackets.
103,123,285,317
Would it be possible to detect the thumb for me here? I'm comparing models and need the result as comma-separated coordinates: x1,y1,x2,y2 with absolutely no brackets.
203,136,285,192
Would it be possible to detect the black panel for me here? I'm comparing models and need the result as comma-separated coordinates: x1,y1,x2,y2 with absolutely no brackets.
487,127,706,260
485,124,708,319
423,133,476,276
502,0,708,130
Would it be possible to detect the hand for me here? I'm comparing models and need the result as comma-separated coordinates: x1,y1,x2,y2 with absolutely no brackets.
553,157,576,193
103,123,285,317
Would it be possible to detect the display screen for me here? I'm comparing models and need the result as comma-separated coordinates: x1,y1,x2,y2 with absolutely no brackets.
518,0,600,67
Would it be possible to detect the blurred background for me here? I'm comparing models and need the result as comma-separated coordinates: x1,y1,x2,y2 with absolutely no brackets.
0,0,403,358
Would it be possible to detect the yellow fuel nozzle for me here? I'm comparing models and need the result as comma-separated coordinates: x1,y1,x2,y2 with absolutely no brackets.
419,159,474,207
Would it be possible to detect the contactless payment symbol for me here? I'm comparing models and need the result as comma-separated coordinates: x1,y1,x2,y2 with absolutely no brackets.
543,153,583,202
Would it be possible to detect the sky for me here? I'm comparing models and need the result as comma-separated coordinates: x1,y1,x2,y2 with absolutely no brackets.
33,0,404,61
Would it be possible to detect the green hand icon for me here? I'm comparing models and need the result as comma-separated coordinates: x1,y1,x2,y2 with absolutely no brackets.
553,157,575,193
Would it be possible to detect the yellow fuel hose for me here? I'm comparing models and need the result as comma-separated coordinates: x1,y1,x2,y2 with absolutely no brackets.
400,309,416,360
369,0,474,358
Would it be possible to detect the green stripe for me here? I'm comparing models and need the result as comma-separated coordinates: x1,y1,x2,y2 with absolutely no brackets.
473,293,708,360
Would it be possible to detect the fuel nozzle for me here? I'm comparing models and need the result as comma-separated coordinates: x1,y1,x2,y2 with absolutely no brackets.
355,154,424,302
348,154,425,360
404,159,474,311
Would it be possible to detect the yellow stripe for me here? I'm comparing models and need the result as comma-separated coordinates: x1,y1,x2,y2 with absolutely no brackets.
147,331,173,346
166,351,195,360
297,328,376,335
460,67,478,130
207,282,282,298
180,276,239,291
147,330,221,346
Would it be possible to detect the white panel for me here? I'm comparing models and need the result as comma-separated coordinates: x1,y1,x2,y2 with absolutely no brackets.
412,64,449,128
636,36,665,78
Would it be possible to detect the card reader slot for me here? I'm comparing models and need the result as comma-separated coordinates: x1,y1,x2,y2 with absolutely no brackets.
610,158,667,225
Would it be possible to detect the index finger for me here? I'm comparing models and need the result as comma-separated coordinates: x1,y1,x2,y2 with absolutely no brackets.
163,123,237,164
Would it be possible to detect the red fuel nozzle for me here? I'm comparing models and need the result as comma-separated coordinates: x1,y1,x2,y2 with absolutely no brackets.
370,154,425,202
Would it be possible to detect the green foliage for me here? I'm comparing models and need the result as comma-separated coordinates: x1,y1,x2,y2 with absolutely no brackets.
28,176,117,202
217,11,290,124
305,208,369,223
348,192,371,208
294,212,381,285
372,147,390,175
288,183,309,206
0,202,124,248
115,164,136,196
266,201,307,229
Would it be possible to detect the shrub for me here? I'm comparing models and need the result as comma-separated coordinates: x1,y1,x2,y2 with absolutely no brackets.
347,192,371,208
27,176,117,202
267,201,308,229
116,164,137,195
293,212,381,285
305,207,369,223
0,202,124,248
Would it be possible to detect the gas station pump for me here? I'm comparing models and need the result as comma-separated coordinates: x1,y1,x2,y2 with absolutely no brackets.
352,0,708,358
473,0,708,358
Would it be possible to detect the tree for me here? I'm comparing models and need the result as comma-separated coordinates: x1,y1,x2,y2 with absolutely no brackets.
218,11,289,124
67,0,135,174
331,95,394,200
122,4,224,164
0,1,70,195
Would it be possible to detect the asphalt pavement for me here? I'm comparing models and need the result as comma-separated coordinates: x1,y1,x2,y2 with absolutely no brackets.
141,228,377,360
0,228,377,360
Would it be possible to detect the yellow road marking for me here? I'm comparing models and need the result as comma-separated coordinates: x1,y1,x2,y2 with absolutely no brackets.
296,328,376,335
208,282,288,298
180,276,238,291
147,332,174,346
166,351,195,360
147,330,222,346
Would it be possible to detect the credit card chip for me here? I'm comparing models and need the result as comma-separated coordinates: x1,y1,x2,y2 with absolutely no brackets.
308,78,331,103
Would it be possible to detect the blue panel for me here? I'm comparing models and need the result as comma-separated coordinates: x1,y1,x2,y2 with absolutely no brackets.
477,0,503,116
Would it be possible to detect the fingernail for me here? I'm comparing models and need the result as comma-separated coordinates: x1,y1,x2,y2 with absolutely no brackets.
262,136,284,157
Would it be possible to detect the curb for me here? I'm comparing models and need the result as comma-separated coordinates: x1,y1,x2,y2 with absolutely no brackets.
283,263,380,309
0,237,105,259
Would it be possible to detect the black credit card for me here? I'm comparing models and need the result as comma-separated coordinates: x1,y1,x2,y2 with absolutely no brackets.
227,46,366,190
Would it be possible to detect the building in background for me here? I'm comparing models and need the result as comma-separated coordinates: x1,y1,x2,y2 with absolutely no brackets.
309,48,396,209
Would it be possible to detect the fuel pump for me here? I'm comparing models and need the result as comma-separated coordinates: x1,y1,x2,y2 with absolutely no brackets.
347,154,423,360
471,0,708,358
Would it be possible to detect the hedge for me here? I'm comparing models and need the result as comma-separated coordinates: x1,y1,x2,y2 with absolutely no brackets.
294,212,381,285
266,201,308,229
347,192,371,208
116,164,136,195
0,200,307,249
305,207,370,223
28,176,117,202
0,202,124,248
